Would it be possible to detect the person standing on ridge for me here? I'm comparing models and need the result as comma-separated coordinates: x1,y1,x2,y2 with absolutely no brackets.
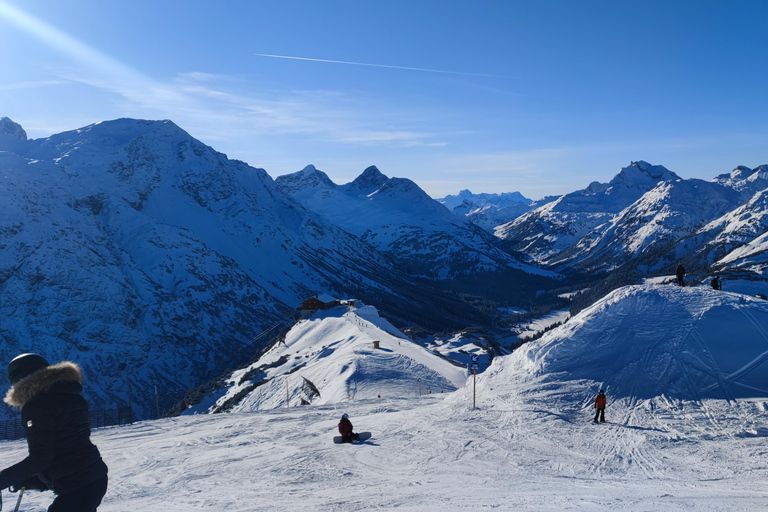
676,264,686,287
711,276,722,290
593,389,607,424
338,413,359,443
0,353,108,512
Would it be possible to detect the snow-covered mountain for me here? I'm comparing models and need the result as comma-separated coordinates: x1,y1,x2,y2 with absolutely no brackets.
495,161,768,289
181,302,468,414
0,117,438,420
276,165,555,280
552,178,745,272
496,161,680,262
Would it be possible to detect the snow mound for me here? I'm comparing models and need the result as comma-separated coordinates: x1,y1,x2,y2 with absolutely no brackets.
186,305,468,413
490,285,768,400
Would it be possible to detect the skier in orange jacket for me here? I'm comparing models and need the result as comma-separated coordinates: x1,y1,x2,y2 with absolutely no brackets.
594,389,606,423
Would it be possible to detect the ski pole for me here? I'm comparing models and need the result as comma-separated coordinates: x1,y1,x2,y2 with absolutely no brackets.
12,488,23,512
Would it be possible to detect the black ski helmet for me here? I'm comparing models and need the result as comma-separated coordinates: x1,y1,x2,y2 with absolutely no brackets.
8,353,49,385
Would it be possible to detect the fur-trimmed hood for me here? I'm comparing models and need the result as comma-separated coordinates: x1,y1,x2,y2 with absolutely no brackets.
4,361,83,408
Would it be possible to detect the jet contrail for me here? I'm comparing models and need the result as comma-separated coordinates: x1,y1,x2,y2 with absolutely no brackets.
254,53,503,78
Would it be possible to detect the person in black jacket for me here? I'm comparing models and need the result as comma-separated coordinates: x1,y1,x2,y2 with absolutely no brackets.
676,264,686,287
0,353,108,512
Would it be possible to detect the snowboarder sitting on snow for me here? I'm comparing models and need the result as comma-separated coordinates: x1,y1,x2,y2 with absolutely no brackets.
338,413,360,443
0,353,108,512
676,264,686,287
593,389,607,423
711,276,722,290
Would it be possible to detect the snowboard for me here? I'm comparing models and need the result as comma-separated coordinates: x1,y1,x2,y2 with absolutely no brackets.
333,432,371,444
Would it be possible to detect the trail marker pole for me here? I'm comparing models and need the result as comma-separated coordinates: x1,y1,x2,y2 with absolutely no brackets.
154,379,160,419
126,371,133,423
286,381,289,407
117,363,133,424
418,378,421,397
473,370,476,408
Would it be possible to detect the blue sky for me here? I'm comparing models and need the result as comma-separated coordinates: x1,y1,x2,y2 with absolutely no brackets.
1,0,766,199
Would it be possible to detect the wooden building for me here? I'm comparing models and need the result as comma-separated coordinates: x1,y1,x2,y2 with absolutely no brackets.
298,294,341,318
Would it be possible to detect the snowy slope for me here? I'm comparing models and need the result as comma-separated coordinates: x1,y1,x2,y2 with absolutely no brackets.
3,285,768,510
184,303,468,414
497,160,680,263
406,327,503,371
0,118,419,419
484,284,768,400
276,165,555,279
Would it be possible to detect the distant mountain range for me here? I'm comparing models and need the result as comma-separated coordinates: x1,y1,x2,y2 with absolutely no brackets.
1,114,766,419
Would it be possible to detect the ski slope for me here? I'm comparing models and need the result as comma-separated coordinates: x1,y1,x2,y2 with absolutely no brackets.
3,393,767,511
2,285,768,510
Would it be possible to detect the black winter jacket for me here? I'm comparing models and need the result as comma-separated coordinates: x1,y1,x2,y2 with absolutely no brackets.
0,362,108,494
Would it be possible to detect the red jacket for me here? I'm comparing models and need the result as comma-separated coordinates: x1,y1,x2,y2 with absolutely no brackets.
338,418,353,435
595,394,606,409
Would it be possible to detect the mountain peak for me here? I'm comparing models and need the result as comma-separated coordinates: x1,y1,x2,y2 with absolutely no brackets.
610,161,679,189
275,164,335,194
344,165,389,195
0,117,27,142
359,165,387,182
